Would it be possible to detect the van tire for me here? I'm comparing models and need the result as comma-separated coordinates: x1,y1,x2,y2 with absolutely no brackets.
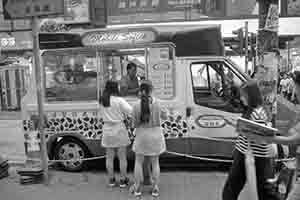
53,137,89,172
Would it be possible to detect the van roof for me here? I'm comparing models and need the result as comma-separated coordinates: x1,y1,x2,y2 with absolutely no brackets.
39,24,224,57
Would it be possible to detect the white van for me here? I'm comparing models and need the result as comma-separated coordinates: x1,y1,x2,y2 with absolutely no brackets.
22,25,259,171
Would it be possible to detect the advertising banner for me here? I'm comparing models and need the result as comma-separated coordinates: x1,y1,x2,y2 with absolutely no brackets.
0,32,32,50
256,52,279,118
288,0,300,16
265,4,279,32
41,0,90,24
107,0,259,24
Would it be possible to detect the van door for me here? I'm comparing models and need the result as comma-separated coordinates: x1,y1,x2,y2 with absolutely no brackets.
187,59,246,159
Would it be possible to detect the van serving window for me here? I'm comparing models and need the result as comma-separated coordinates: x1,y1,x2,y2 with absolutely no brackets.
42,49,97,102
98,45,175,100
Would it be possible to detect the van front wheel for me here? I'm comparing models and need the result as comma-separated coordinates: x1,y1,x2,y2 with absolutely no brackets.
53,137,89,172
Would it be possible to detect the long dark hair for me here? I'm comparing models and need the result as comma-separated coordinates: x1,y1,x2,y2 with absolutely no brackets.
140,81,153,123
100,80,119,107
240,81,263,117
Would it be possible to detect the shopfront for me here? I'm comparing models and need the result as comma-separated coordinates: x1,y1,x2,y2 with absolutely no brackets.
0,31,32,111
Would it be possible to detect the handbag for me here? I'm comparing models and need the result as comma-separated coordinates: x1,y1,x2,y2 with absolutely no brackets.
275,144,297,200
122,113,135,141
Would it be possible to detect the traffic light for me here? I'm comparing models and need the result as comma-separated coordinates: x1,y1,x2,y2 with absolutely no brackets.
232,28,244,54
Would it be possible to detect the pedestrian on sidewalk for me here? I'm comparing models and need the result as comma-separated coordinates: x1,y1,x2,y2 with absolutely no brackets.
252,69,300,200
280,73,289,99
130,80,166,197
222,80,281,200
99,80,133,188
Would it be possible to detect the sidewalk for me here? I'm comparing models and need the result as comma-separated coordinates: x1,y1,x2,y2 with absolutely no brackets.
0,111,26,165
0,168,254,200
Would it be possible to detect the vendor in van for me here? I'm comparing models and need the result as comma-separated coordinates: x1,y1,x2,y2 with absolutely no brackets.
120,62,139,96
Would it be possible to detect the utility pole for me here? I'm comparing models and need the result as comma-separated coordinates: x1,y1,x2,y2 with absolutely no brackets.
287,41,291,71
245,21,249,73
254,0,279,126
250,33,257,74
32,16,48,185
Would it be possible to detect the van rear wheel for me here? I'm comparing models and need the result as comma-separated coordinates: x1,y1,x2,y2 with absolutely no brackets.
53,137,89,172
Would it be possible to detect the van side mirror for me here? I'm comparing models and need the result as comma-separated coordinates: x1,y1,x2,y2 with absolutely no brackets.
186,107,192,118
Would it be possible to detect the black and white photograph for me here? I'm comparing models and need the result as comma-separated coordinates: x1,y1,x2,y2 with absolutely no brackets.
0,0,300,200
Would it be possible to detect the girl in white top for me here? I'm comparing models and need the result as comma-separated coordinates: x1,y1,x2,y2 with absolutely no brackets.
130,80,166,197
99,80,133,188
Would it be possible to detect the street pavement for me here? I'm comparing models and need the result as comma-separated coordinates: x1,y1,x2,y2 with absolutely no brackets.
0,112,26,165
1,168,255,200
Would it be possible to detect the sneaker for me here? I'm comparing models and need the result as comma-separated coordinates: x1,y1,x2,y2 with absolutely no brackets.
108,177,116,187
151,186,160,197
119,177,130,188
130,184,142,196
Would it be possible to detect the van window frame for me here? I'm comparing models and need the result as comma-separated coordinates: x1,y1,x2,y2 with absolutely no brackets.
41,48,98,103
41,43,176,103
190,60,246,112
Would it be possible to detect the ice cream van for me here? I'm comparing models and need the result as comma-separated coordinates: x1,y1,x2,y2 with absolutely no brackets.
22,24,253,171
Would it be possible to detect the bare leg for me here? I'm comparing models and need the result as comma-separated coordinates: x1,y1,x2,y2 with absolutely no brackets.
117,146,128,179
150,156,160,187
105,148,115,179
143,156,152,185
134,154,144,187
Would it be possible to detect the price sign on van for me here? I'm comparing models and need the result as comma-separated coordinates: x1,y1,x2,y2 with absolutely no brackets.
148,47,174,99
196,115,226,128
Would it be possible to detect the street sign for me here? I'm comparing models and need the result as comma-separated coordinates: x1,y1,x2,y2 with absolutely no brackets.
2,0,64,19
0,37,15,47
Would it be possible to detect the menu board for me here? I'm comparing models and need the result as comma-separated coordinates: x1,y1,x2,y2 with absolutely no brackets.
148,47,174,99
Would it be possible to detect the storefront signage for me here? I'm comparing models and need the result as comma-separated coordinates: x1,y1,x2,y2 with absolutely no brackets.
82,30,157,47
265,4,279,32
41,0,90,25
3,0,64,19
0,32,32,50
0,37,16,47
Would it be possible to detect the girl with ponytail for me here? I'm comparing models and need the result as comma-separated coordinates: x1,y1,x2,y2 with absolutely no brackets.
130,80,166,197
99,80,133,188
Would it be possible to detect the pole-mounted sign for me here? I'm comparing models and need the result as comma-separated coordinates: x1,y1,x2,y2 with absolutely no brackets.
3,0,64,19
2,0,64,185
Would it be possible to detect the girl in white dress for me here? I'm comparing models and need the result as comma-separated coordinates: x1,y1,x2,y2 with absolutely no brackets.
99,80,133,188
130,80,166,197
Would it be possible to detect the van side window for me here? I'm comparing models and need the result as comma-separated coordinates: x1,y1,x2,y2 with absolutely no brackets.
190,61,243,113
43,50,97,102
